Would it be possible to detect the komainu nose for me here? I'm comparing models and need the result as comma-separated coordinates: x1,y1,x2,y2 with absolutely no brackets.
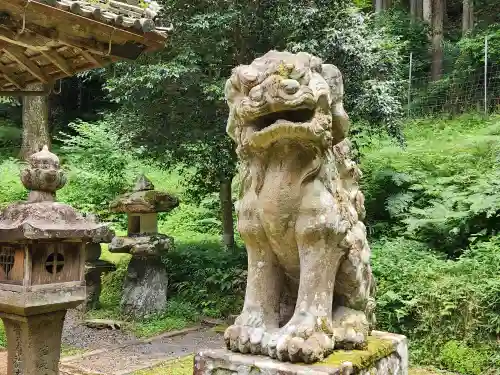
281,79,300,94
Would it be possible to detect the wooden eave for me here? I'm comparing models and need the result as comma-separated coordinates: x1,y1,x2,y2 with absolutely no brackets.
0,0,169,93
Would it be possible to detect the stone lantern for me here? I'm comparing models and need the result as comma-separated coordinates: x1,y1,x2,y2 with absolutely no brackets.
84,241,116,311
109,174,179,317
0,146,113,375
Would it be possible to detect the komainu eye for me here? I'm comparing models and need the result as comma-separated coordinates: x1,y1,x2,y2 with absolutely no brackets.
239,66,259,86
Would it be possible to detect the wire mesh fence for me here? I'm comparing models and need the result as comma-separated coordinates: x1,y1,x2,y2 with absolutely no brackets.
404,37,499,118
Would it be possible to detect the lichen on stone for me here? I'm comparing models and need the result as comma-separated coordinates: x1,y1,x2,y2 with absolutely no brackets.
312,337,395,370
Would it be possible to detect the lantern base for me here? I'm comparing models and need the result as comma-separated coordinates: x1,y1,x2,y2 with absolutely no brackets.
2,310,66,375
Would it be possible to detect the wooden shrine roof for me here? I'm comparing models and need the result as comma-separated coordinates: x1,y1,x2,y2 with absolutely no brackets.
0,0,170,93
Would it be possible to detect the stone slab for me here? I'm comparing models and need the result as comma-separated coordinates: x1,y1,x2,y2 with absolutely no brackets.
193,331,408,375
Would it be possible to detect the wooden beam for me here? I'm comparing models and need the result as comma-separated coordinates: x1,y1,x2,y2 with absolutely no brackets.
1,0,166,49
0,73,21,90
40,49,74,76
3,45,49,84
0,63,22,89
79,50,103,68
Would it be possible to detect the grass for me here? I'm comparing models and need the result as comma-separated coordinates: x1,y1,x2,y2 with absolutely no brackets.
61,345,88,358
132,355,194,375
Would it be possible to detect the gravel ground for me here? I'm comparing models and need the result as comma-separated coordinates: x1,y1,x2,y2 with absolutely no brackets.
62,309,136,351
67,329,224,374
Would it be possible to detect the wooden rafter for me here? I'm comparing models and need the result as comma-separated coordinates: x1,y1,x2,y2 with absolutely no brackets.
3,45,49,84
3,0,166,49
0,0,168,93
79,50,103,68
0,25,51,51
0,74,21,90
40,49,74,77
0,62,22,89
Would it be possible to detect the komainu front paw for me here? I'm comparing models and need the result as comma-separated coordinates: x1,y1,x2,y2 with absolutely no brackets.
332,306,369,350
224,310,274,355
264,311,335,363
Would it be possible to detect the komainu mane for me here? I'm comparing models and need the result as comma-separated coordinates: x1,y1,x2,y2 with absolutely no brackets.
224,51,376,364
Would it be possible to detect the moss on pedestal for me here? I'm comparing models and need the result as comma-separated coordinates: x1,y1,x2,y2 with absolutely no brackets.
312,336,395,370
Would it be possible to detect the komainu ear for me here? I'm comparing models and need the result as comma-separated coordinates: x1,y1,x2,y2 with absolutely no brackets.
321,64,350,144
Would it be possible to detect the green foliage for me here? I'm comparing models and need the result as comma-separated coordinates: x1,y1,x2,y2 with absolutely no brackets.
283,4,406,138
56,119,138,216
0,158,26,208
104,0,407,198
361,114,500,255
0,322,5,348
131,299,200,337
163,239,246,318
438,340,497,375
0,120,21,157
372,236,500,372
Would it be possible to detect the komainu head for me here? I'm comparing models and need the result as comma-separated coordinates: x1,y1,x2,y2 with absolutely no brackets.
225,51,350,150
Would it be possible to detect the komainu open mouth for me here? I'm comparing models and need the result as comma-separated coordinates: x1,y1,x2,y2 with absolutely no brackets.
251,108,315,131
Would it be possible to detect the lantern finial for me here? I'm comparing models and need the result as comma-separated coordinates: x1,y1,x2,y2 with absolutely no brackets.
20,146,67,202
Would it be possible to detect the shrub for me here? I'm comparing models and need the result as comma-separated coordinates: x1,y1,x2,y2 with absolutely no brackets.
0,120,21,157
163,239,246,318
0,158,26,208
360,114,500,255
372,236,500,373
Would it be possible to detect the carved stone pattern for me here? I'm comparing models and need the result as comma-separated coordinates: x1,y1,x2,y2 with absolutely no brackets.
20,146,67,200
2,310,66,375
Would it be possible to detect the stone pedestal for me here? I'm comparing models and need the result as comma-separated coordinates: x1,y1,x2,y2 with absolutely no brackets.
194,331,408,375
121,256,169,317
2,310,66,375
109,234,173,317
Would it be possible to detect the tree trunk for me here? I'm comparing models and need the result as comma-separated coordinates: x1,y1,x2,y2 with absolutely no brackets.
19,83,50,160
431,0,445,81
416,0,423,19
220,179,235,250
375,0,384,13
423,0,432,22
410,0,417,19
462,0,474,35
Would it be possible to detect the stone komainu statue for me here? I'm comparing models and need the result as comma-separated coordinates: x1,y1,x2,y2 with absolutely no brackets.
224,51,376,364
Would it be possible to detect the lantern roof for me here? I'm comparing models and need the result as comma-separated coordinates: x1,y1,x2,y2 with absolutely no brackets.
109,174,179,214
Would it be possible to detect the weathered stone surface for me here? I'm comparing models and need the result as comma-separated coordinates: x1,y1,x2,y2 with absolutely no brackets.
108,234,173,256
121,256,168,317
20,145,66,202
2,310,66,375
83,319,122,330
85,260,116,310
0,202,113,242
86,242,102,262
194,331,408,375
109,175,179,214
0,283,86,316
224,51,375,363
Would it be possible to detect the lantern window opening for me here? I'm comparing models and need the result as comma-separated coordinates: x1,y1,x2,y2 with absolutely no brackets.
45,251,65,274
0,247,16,278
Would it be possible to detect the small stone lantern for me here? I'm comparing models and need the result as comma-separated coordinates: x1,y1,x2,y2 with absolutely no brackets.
0,146,113,375
84,241,116,311
109,174,179,317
